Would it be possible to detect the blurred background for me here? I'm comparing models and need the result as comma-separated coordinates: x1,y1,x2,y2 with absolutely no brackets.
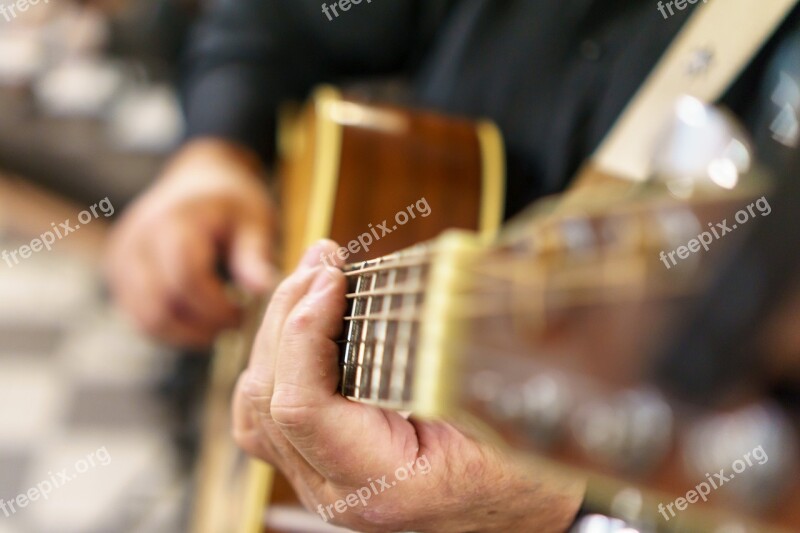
0,1,202,531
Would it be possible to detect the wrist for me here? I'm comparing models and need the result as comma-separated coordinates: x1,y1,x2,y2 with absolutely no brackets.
422,452,586,533
486,464,586,533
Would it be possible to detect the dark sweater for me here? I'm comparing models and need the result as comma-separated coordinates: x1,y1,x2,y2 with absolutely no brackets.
182,0,800,217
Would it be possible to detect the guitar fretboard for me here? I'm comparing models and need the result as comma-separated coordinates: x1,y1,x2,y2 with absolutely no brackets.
339,248,430,407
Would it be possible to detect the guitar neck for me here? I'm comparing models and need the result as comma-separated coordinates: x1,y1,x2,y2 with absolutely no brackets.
335,182,760,413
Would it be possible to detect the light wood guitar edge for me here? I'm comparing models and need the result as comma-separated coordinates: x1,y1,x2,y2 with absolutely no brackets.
236,460,272,533
240,85,346,533
476,120,506,240
412,230,485,419
304,85,344,250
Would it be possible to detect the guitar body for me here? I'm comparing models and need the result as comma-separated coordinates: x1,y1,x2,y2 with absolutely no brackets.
191,86,506,533
279,86,504,268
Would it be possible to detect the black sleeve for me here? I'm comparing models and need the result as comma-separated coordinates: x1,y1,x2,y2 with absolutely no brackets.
181,0,452,161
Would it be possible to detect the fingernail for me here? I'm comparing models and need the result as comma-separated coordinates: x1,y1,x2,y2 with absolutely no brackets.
299,239,336,269
310,265,339,293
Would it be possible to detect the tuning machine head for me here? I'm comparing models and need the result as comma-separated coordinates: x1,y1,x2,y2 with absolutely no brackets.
571,388,674,474
684,402,799,512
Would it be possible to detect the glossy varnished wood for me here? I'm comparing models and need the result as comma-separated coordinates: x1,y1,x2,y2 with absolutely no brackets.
330,99,484,262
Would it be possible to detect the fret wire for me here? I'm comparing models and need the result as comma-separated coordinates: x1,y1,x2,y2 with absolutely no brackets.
346,286,425,299
341,265,368,396
343,285,672,366
342,264,658,332
356,260,381,398
345,313,421,322
347,365,422,374
352,266,367,397
344,258,431,278
391,264,422,402
336,339,424,350
340,248,428,399
369,267,396,401
341,245,431,273
338,338,417,348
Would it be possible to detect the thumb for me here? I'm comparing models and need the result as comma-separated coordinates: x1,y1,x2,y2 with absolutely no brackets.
228,222,279,294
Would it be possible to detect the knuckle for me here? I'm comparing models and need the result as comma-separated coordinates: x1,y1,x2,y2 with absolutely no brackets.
284,307,313,334
231,425,259,456
270,384,313,428
269,404,305,429
239,371,273,415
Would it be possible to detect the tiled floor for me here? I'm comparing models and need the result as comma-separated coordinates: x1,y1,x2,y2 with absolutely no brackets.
0,179,191,532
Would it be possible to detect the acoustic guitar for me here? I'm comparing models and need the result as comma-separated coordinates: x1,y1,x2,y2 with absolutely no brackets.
192,87,800,533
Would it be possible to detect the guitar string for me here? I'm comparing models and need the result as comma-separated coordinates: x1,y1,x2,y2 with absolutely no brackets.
340,262,675,319
337,277,685,379
337,213,681,395
341,263,424,401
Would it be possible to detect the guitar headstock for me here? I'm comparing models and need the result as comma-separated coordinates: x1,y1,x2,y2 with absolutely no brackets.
445,187,798,527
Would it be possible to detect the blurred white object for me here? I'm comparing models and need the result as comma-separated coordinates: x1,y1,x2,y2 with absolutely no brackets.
0,30,45,86
109,86,185,153
0,0,58,28
651,96,753,197
34,58,124,117
0,2,107,87
770,71,800,148
43,4,109,60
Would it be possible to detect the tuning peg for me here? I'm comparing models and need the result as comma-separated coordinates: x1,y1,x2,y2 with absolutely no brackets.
471,370,573,449
519,373,573,447
683,402,799,512
571,388,673,473
569,514,640,533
